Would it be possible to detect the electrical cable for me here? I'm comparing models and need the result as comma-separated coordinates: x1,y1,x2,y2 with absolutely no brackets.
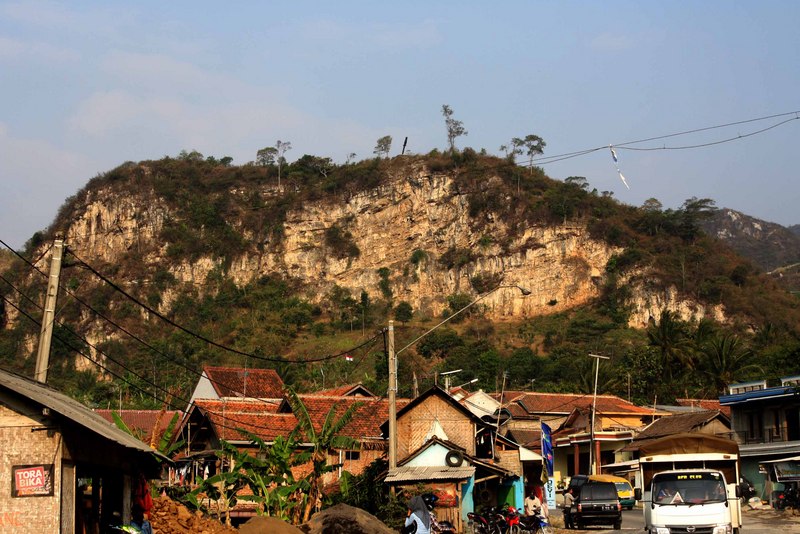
522,110,800,167
50,245,384,365
0,266,380,436
0,290,311,436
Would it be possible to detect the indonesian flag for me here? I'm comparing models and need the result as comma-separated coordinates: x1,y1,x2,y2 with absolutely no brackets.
344,354,353,362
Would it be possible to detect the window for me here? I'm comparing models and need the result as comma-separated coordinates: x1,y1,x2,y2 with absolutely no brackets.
345,451,360,461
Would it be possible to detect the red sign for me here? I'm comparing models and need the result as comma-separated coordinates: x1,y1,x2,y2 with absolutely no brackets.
12,465,54,497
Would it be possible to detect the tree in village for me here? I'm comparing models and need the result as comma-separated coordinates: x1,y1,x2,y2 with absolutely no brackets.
697,333,762,396
374,135,392,159
285,387,362,522
441,104,467,153
646,310,693,381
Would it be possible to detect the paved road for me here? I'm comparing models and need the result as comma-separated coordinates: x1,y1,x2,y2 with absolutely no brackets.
556,507,800,533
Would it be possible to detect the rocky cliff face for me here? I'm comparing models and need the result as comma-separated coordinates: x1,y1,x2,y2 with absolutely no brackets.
58,166,720,329
701,208,800,272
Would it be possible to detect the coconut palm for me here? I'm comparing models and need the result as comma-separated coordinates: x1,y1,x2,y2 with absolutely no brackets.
698,333,762,395
647,310,694,379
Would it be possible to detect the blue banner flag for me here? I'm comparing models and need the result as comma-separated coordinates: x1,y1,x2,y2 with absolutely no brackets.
541,421,554,478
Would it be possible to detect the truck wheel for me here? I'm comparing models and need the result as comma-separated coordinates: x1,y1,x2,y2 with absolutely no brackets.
614,520,622,530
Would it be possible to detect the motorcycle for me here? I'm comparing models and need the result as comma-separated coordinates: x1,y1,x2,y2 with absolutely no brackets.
738,476,756,502
517,511,553,534
422,493,456,534
467,509,492,534
774,483,799,510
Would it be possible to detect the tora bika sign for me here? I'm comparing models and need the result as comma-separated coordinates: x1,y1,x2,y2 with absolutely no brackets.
11,465,54,497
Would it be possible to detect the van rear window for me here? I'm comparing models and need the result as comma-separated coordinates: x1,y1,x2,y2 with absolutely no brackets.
582,484,617,500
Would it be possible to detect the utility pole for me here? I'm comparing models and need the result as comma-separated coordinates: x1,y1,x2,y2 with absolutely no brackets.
387,321,397,471
35,238,64,384
588,353,610,475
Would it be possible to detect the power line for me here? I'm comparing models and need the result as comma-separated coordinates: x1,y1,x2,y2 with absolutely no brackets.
62,247,382,365
1,239,384,410
525,110,800,167
0,290,313,436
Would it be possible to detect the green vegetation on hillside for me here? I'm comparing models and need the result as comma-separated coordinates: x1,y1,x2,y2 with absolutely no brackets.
2,150,799,410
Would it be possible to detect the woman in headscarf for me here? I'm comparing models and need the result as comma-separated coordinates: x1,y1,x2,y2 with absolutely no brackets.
405,495,431,534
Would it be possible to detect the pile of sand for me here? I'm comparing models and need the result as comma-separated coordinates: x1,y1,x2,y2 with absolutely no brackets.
148,495,238,534
298,504,396,534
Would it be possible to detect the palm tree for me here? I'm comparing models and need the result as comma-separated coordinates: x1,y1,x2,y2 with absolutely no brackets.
285,387,362,522
647,310,694,380
698,333,762,395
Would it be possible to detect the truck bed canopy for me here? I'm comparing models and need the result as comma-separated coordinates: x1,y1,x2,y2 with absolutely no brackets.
637,433,739,457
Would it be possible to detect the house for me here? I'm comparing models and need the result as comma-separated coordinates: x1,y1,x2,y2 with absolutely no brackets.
615,409,731,489
720,376,800,499
0,368,166,533
187,366,284,404
175,393,406,521
383,386,542,531
488,391,666,489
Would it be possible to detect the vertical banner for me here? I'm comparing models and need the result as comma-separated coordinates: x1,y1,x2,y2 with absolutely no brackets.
541,422,556,509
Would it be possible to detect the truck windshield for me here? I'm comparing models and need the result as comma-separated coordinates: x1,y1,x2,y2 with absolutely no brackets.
652,473,727,505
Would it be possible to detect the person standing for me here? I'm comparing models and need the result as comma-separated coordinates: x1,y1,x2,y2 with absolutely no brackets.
562,487,576,529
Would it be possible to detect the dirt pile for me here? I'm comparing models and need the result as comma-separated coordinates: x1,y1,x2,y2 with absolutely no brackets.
148,495,237,534
239,515,304,534
298,504,396,534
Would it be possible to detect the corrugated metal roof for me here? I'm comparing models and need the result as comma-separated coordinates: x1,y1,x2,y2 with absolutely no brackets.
385,465,475,482
0,368,168,462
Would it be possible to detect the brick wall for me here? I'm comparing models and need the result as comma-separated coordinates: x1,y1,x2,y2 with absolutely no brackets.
0,398,62,533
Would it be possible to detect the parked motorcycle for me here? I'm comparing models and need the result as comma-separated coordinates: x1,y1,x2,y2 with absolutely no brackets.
467,509,492,534
773,483,799,510
738,476,756,502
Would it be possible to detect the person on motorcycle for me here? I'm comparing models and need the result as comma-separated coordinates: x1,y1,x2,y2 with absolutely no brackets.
525,489,542,516
405,495,432,534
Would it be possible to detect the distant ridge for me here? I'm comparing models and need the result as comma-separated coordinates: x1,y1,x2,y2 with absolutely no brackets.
701,208,800,272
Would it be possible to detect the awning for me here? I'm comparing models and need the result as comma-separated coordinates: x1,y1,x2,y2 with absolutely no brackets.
385,465,475,483
519,445,543,462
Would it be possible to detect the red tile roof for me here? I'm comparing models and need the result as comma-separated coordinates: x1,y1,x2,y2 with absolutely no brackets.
194,398,295,442
95,409,182,441
505,391,655,416
314,383,376,397
204,366,284,398
676,398,730,417
193,395,408,444
294,395,409,440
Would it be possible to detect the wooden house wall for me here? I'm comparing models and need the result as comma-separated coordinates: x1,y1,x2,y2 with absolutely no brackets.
397,396,475,460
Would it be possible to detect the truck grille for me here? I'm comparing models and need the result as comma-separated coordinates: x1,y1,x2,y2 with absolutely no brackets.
668,528,716,534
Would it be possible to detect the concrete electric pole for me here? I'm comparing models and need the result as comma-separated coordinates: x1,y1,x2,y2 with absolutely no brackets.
34,238,64,384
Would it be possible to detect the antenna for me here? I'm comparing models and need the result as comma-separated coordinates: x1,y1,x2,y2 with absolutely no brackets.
401,137,408,155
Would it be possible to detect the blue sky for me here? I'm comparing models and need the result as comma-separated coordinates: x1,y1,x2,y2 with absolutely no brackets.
2,1,798,249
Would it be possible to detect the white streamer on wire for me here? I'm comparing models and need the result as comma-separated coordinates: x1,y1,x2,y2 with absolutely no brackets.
609,145,630,189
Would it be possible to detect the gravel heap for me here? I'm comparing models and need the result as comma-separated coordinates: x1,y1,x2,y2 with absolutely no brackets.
148,495,238,534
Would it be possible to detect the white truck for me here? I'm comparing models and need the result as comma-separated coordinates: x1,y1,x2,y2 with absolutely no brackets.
633,433,742,534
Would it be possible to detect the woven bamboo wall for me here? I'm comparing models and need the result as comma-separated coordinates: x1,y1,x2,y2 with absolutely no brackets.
398,395,475,460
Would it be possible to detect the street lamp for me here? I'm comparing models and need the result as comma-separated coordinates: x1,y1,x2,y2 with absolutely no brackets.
588,353,610,475
439,369,463,392
387,283,531,470
455,378,479,389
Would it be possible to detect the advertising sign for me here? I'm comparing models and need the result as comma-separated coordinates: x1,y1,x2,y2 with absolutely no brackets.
11,464,54,497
